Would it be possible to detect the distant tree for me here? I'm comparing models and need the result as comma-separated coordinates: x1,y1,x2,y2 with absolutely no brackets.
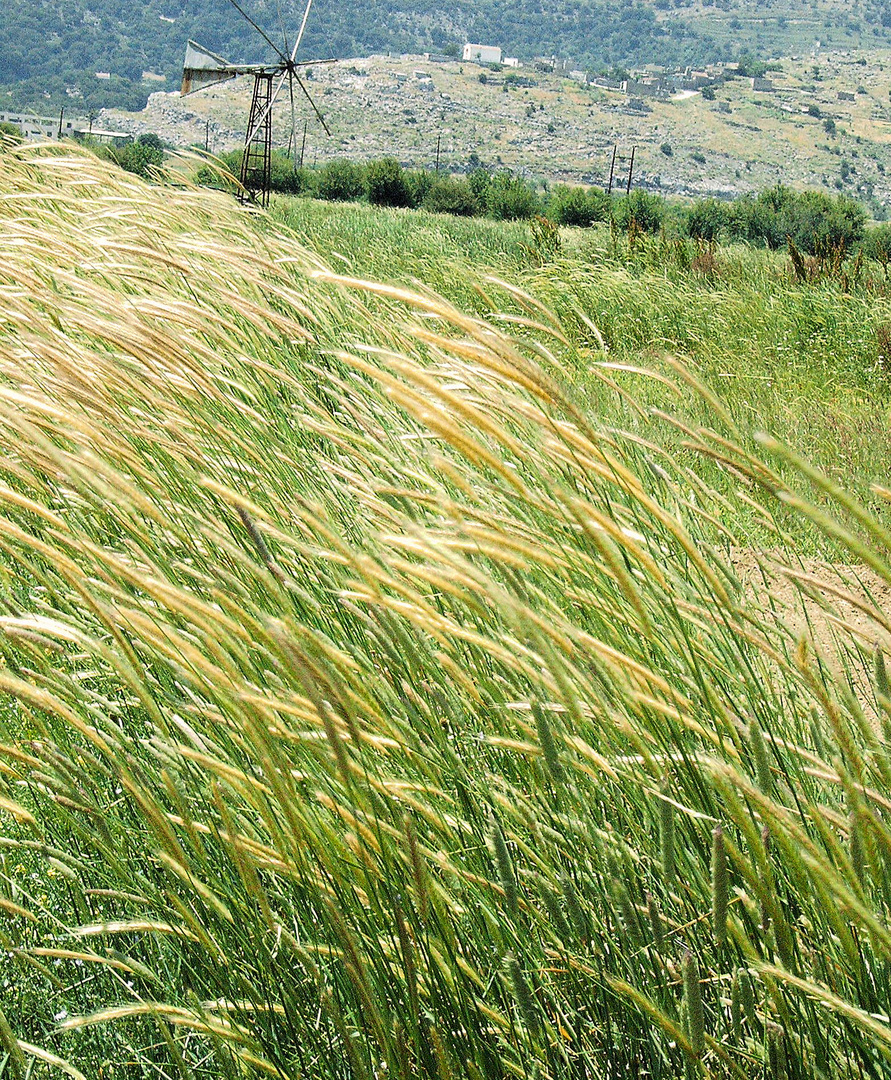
729,184,865,254
109,139,163,178
136,132,165,151
685,197,727,241
660,142,673,156
269,152,309,194
422,176,478,216
316,159,365,201
823,117,837,136
615,189,665,233
701,85,716,100
807,103,822,117
365,157,411,207
549,184,610,227
404,168,433,207
485,172,540,220
863,222,891,273
468,168,492,203
0,121,22,145
736,54,768,78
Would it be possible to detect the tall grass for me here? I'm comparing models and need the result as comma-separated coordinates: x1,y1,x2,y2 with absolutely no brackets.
1,142,891,1078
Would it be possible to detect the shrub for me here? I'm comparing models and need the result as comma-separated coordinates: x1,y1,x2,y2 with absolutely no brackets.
0,122,22,145
404,168,433,208
729,184,866,255
793,190,865,254
660,142,673,157
109,139,164,177
468,167,492,202
485,172,540,220
316,159,365,202
863,222,891,269
269,151,309,195
549,184,610,227
365,157,411,207
615,189,665,234
685,198,727,241
421,176,478,216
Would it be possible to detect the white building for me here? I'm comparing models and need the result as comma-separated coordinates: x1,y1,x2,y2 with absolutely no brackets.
0,111,84,140
463,43,502,65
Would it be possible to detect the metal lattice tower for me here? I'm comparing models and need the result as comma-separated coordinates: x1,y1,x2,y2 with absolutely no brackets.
240,73,273,206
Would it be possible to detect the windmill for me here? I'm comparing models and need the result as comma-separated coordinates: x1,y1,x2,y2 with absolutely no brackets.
182,0,332,207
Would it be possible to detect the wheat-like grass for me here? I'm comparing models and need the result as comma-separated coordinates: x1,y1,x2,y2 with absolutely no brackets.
0,143,890,1078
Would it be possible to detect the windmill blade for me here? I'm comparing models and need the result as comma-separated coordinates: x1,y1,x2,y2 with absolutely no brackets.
225,0,288,63
293,71,330,136
291,0,314,61
275,0,291,59
182,41,239,95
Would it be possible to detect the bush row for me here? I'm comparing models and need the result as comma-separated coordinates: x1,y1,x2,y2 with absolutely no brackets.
197,151,878,258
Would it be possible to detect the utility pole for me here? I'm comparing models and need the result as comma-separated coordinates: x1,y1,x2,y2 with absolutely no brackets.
607,143,617,194
205,119,210,152
435,131,441,172
626,146,635,194
298,119,307,169
57,107,64,139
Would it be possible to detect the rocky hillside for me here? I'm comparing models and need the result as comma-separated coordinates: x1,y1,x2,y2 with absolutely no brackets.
103,48,891,208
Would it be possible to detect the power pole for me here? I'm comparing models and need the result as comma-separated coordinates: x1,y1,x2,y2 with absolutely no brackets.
607,143,617,194
205,119,210,152
58,107,64,139
298,119,307,169
626,146,635,194
435,131,441,172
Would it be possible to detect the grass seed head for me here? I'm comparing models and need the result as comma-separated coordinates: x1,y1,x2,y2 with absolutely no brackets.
504,952,540,1040
683,950,705,1059
712,825,728,948
659,782,676,889
489,813,518,918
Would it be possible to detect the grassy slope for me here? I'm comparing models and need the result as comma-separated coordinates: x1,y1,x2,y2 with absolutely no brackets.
2,146,891,1078
275,195,891,551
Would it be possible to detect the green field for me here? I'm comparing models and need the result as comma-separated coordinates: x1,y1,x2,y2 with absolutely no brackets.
4,142,891,1078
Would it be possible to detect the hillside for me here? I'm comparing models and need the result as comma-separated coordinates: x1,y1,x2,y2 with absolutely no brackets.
101,49,891,205
4,0,891,112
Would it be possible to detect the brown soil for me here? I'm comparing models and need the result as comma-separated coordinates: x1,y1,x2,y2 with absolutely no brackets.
730,549,891,664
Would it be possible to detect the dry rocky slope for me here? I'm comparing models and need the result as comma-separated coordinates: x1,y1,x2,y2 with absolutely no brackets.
102,48,891,204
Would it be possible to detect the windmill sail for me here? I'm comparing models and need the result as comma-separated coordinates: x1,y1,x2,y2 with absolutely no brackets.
182,41,239,96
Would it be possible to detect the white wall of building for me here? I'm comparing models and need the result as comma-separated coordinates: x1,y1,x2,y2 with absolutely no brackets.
463,44,502,64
